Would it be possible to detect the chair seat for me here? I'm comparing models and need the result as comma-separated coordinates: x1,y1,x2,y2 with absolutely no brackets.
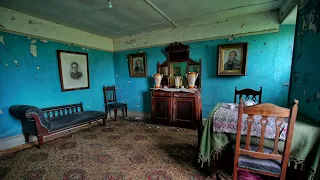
106,103,127,109
232,144,282,175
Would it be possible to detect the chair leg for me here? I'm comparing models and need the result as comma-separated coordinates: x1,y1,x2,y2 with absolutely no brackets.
232,167,238,180
114,109,118,121
210,159,218,180
37,135,44,148
125,106,128,117
105,108,109,119
23,132,29,143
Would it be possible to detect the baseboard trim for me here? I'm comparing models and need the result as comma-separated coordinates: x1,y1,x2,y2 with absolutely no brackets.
0,111,149,154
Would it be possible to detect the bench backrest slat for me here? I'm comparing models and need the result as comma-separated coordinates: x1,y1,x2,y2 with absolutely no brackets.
41,103,83,120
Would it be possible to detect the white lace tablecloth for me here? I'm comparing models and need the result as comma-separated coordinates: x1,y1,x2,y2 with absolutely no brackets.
213,103,288,140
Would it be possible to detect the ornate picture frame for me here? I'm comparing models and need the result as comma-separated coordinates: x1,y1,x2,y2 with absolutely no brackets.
217,43,248,76
57,50,90,91
128,53,147,77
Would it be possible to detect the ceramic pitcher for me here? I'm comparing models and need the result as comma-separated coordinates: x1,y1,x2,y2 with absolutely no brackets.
185,72,198,89
174,76,181,88
153,73,163,88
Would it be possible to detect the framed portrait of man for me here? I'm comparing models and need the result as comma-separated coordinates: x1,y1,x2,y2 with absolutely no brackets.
217,43,248,76
128,53,147,77
57,50,90,91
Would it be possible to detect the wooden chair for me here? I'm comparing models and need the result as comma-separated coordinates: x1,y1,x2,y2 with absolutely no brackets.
233,99,299,180
103,85,127,121
234,87,262,103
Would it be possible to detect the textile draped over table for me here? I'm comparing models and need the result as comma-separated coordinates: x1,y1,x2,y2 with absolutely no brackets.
198,103,320,180
213,103,288,141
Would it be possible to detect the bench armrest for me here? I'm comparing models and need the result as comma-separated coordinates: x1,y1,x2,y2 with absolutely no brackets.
9,105,50,135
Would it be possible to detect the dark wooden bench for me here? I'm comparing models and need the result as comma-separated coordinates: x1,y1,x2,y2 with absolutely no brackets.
9,102,107,147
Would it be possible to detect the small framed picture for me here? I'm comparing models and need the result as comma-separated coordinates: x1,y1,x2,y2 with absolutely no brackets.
128,53,147,77
217,43,248,76
57,50,90,91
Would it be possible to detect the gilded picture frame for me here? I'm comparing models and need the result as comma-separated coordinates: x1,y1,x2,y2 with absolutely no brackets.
128,53,147,77
217,43,248,76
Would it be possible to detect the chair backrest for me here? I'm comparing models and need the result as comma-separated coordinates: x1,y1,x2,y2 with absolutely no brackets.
234,99,298,179
234,86,262,103
103,85,117,104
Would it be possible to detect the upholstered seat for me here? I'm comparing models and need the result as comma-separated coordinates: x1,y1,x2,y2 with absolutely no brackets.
49,111,106,132
232,144,281,175
106,103,127,109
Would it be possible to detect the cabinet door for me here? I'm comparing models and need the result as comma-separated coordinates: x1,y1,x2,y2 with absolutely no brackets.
173,98,195,129
151,97,172,125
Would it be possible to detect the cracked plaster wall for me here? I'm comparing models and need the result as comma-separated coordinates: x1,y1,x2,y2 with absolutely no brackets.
0,31,115,139
113,11,280,52
114,25,295,117
289,0,320,122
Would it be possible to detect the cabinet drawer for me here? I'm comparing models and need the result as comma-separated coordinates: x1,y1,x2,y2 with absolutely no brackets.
153,91,172,97
173,92,195,98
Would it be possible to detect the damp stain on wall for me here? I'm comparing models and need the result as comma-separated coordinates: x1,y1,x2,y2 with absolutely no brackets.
289,0,320,121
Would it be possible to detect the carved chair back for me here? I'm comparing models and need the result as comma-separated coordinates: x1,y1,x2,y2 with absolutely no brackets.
234,86,262,103
41,103,83,120
233,99,299,179
103,85,117,104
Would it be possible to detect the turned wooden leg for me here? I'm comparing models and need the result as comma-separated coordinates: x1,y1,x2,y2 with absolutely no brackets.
103,117,107,127
23,132,29,143
37,135,44,148
114,109,118,121
105,107,109,119
211,159,219,180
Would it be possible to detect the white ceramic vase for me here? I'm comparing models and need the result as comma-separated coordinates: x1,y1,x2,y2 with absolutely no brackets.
174,76,181,88
185,72,198,89
153,73,163,88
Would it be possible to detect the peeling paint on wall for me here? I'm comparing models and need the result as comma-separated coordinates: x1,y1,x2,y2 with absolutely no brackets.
13,60,19,66
40,40,48,43
0,109,3,115
36,66,40,70
30,44,37,57
0,36,5,45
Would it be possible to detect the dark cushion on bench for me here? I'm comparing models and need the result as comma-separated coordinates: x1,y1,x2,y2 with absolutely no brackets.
49,111,106,132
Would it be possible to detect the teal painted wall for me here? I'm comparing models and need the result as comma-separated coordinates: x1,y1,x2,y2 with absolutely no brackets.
0,31,115,139
289,0,320,122
114,25,296,117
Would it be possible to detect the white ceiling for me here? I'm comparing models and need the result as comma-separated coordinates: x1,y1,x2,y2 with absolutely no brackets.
281,5,297,24
0,0,285,38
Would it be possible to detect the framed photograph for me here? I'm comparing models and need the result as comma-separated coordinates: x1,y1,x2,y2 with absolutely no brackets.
217,43,248,76
128,53,147,77
57,50,90,91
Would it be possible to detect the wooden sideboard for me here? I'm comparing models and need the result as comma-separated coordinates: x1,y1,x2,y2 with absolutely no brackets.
151,88,202,129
